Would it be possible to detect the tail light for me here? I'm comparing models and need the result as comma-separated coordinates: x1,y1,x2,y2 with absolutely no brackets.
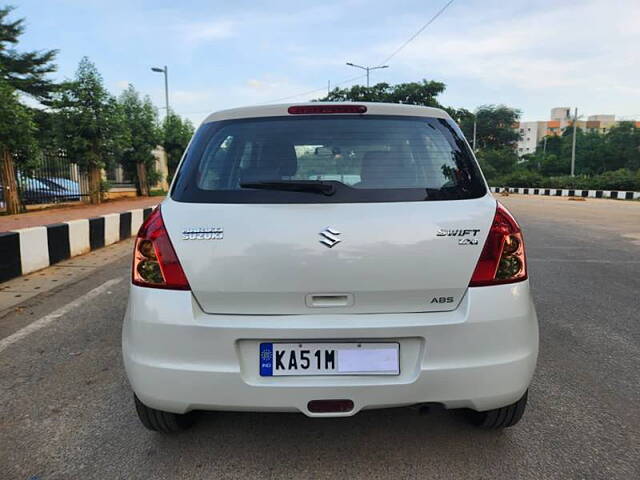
132,207,190,290
469,203,527,287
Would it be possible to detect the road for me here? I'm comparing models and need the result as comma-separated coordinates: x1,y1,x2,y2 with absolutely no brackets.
1,195,639,480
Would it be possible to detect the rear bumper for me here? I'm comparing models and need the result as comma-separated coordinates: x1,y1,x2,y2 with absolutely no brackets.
122,281,538,417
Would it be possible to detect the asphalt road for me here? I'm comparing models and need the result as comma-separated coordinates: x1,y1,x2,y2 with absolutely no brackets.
1,195,639,480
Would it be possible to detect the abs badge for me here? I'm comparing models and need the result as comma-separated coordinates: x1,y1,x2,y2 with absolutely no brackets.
260,343,274,376
182,227,223,240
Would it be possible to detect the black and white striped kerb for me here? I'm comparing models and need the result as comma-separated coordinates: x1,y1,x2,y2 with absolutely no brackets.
0,205,155,283
491,187,640,200
119,212,132,240
89,217,105,250
0,232,21,283
46,223,71,265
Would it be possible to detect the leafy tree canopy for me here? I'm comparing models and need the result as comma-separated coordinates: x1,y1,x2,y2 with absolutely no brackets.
476,148,519,178
52,57,126,169
0,78,36,159
517,122,640,178
118,84,160,169
117,84,162,193
0,6,57,99
163,111,194,177
459,105,522,151
317,80,446,106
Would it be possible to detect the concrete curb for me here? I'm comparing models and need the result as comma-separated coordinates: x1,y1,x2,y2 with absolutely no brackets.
491,187,640,200
0,206,156,283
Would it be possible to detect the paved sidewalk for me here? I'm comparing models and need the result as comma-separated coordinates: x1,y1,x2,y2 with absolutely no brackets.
0,239,132,317
0,196,163,232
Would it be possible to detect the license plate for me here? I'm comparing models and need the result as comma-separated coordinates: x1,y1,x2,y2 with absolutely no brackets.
259,342,400,376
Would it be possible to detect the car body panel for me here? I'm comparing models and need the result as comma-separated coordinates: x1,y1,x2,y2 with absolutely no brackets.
203,102,451,124
123,280,538,416
163,194,496,314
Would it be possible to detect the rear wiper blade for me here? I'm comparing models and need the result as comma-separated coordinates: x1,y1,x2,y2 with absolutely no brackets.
240,180,337,196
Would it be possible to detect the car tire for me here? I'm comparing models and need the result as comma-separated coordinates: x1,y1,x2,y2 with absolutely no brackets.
134,395,197,433
467,390,528,429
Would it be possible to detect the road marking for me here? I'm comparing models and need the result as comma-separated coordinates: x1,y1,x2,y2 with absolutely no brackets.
0,277,123,354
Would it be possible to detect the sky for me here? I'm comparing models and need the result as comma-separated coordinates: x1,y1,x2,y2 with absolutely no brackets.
12,0,640,126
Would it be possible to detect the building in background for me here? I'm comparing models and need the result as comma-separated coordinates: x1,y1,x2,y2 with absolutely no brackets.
515,108,639,156
517,121,548,156
586,115,617,134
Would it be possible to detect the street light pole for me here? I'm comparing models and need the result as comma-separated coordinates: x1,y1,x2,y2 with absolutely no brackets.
472,118,477,152
571,107,578,177
151,65,169,116
345,62,389,88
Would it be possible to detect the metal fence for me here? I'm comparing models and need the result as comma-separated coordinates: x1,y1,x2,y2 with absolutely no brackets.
1,151,90,209
106,162,135,187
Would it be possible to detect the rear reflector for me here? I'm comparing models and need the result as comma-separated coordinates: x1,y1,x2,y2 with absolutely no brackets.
288,105,367,115
307,399,354,413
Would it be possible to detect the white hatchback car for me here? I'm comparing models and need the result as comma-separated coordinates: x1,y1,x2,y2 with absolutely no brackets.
123,102,538,433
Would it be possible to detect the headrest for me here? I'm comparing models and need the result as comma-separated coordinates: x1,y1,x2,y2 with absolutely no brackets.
260,142,298,177
360,150,417,187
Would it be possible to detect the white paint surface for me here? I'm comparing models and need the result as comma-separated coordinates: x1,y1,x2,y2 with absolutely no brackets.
66,219,90,257
17,227,50,274
131,209,144,236
204,102,450,124
103,213,120,245
338,347,399,373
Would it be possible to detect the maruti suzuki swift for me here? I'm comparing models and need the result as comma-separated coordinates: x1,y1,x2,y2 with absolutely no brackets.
123,102,538,433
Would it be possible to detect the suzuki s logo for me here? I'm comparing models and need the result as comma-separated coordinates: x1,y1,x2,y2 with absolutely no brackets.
319,227,341,248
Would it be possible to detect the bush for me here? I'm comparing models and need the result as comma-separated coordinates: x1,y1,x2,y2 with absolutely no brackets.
492,168,640,191
544,175,584,189
587,169,640,191
493,170,545,188
476,148,518,179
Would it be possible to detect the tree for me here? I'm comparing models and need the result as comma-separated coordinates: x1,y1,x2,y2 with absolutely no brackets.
605,122,640,171
459,105,522,151
476,148,519,180
521,123,640,177
446,107,474,128
0,79,37,212
455,105,522,178
540,153,570,177
0,6,57,99
163,112,194,180
0,6,57,213
316,79,446,106
118,85,161,196
53,57,125,204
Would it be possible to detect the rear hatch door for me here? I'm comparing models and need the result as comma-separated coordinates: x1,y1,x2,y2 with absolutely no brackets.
162,195,495,314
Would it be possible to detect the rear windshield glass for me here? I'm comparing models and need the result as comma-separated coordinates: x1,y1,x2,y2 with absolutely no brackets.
171,115,486,203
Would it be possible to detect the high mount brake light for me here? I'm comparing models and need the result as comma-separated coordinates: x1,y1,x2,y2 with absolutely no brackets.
287,105,367,115
469,203,527,287
132,207,190,290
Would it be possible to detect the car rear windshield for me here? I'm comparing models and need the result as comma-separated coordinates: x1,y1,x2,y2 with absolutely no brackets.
171,115,486,203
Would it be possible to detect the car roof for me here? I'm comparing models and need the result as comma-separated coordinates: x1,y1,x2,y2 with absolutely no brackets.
203,102,451,124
